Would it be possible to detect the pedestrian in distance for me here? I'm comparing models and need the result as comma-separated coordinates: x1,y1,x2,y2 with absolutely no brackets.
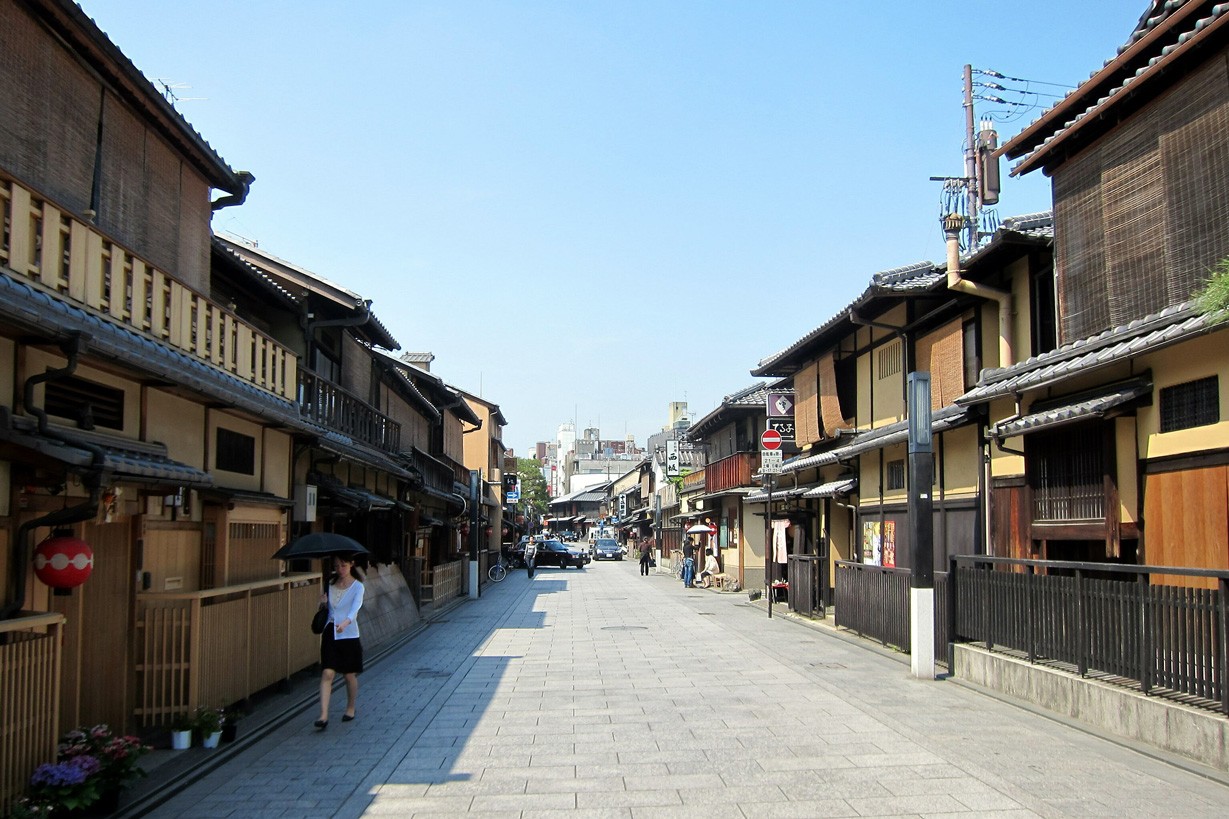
639,537,653,576
682,538,696,588
316,554,364,730
525,536,537,579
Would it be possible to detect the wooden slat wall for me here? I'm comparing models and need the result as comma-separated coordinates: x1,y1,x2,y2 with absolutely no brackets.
0,177,296,400
134,575,320,726
1143,465,1229,588
0,616,63,817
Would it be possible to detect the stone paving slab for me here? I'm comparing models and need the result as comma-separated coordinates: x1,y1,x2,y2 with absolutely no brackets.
140,561,1229,817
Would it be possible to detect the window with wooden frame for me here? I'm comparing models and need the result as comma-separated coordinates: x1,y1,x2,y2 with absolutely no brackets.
1030,256,1058,356
877,339,902,380
1027,424,1105,521
45,375,124,431
886,459,906,491
1159,376,1219,433
962,319,981,390
215,427,256,475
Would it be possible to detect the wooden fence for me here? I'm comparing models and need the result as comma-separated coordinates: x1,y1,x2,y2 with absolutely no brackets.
0,612,63,816
950,556,1229,714
424,560,464,605
787,554,824,617
134,574,319,725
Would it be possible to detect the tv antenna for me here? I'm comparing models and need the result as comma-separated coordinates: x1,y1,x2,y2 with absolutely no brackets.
154,79,207,108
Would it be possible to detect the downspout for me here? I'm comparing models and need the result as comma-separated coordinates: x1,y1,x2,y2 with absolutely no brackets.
943,212,1013,368
3,335,106,620
301,299,374,353
210,171,255,212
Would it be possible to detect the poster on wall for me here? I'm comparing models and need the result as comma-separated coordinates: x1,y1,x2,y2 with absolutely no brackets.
861,520,896,567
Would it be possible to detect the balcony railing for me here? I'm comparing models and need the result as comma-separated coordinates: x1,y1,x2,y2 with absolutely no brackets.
704,451,760,493
0,177,297,400
0,612,64,815
680,469,706,493
134,575,319,726
298,370,401,453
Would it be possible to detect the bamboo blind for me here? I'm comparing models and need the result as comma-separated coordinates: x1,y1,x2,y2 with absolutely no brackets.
818,352,853,435
794,359,820,447
915,320,965,409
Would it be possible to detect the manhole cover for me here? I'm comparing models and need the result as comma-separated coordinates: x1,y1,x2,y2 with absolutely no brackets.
601,626,648,631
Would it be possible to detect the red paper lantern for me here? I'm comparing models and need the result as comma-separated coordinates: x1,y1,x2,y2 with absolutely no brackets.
33,533,94,589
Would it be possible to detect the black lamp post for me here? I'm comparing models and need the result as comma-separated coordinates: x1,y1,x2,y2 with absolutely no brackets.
907,372,935,678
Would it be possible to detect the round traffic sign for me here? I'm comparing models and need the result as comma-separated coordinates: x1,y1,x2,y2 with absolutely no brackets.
760,429,782,450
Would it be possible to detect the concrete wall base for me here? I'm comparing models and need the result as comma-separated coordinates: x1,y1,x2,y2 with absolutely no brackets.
953,644,1228,772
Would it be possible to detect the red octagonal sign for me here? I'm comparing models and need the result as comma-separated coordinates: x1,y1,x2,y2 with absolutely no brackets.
760,429,783,450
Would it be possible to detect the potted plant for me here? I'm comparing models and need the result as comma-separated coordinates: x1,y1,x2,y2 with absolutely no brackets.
220,708,245,743
169,713,194,750
194,706,224,749
18,724,150,815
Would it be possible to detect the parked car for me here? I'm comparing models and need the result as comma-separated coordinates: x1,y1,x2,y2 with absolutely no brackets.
532,539,589,569
594,538,622,560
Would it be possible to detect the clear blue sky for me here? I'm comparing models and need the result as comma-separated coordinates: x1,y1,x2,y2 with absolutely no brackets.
80,0,1142,455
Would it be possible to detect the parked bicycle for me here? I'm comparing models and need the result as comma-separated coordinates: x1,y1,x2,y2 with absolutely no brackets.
488,556,508,583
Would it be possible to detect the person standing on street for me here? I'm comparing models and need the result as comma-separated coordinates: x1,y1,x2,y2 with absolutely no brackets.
525,536,537,579
639,537,653,575
682,538,696,588
315,554,364,730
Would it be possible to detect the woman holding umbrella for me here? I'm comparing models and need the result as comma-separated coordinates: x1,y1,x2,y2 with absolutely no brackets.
315,554,365,729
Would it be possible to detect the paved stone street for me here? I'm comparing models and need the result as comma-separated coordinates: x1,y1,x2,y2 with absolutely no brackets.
149,561,1229,818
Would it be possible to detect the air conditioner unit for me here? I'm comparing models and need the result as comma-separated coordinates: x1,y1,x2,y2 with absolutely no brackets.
293,484,317,522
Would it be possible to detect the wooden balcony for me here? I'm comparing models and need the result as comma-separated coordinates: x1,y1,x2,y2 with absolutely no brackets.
681,469,706,493
0,612,64,815
134,574,319,726
705,451,760,493
298,370,401,453
0,177,297,400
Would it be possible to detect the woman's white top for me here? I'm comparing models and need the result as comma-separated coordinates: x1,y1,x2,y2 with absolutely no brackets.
327,579,364,640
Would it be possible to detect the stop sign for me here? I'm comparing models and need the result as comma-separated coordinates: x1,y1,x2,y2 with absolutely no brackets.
760,429,782,450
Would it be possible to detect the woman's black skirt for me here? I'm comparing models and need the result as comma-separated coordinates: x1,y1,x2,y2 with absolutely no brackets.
320,628,364,674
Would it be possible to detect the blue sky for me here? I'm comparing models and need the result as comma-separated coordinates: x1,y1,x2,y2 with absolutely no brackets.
80,1,1142,456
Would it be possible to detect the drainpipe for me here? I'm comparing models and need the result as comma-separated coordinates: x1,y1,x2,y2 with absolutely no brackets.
3,335,106,620
210,171,255,212
301,299,374,354
943,212,1013,368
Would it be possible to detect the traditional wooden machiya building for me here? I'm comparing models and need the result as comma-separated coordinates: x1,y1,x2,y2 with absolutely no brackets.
752,213,1055,607
974,0,1229,578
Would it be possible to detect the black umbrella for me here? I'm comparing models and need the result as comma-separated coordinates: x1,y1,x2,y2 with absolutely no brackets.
272,532,370,560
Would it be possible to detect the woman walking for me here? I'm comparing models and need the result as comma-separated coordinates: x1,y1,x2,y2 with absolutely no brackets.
315,554,365,730
639,537,653,576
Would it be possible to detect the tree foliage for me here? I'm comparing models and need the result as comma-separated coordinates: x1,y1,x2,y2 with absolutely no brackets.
1194,257,1229,324
515,457,550,520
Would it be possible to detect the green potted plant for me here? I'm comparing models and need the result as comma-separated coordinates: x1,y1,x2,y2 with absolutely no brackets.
18,724,150,815
194,706,224,749
169,713,194,750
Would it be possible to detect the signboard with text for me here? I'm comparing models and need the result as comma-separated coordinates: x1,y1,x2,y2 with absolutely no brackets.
766,390,796,442
665,438,681,476
761,450,783,474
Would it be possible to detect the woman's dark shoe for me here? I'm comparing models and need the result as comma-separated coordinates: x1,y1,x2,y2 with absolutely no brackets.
341,714,355,722
314,719,328,731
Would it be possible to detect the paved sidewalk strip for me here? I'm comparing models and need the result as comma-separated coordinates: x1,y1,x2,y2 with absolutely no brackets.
147,562,1229,817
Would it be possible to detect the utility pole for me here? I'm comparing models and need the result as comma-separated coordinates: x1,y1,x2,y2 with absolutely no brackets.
963,64,979,252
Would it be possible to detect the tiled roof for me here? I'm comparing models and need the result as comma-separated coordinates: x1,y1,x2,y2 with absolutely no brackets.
1007,2,1229,175
957,302,1221,405
686,382,775,438
780,405,971,474
991,377,1153,439
803,477,858,499
752,261,940,376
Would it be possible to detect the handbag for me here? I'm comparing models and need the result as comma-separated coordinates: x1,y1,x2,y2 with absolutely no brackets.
311,605,329,635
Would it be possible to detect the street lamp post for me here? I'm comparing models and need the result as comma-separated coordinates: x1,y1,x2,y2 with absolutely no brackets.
907,373,935,678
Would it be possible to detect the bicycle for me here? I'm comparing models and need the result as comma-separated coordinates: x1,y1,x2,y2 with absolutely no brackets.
488,555,508,582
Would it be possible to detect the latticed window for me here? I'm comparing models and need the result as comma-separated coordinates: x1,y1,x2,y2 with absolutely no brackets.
1027,425,1105,521
886,459,905,491
1159,376,1219,433
877,340,902,380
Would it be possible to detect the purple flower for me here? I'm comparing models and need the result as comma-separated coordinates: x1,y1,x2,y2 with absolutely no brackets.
31,761,87,788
